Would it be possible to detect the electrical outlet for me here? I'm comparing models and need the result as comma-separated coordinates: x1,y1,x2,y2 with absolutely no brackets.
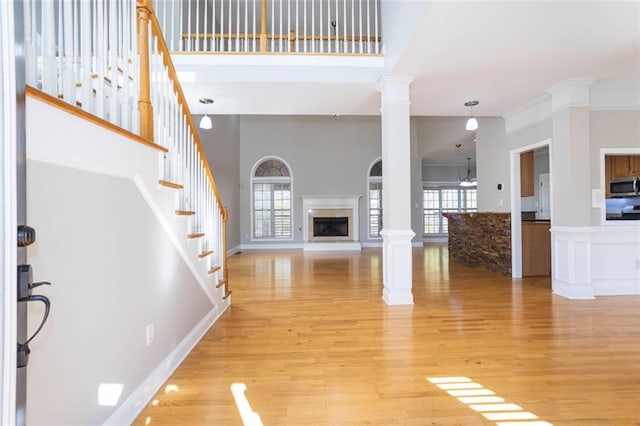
146,323,155,346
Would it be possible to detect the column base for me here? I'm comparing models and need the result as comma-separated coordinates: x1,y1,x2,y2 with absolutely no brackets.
382,288,414,305
380,229,415,306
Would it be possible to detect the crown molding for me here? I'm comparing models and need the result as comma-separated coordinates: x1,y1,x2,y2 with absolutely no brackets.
502,94,552,135
503,81,640,134
544,79,595,113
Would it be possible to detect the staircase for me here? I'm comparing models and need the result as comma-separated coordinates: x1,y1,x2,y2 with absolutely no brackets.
24,0,230,299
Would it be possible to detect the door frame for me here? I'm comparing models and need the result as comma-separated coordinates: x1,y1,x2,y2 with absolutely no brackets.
509,138,552,278
1,0,18,423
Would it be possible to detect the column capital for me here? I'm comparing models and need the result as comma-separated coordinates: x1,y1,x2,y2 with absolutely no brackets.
545,79,595,113
377,75,415,104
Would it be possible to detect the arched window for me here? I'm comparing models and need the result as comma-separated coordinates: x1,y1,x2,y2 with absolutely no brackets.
368,159,383,238
252,157,292,239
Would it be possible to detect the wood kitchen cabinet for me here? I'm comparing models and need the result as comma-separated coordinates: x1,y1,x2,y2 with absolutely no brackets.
609,154,640,178
522,222,551,276
520,150,535,197
631,155,640,175
605,156,613,198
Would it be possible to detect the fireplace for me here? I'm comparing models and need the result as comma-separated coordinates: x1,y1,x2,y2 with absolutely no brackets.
300,195,361,250
314,217,349,237
308,209,353,242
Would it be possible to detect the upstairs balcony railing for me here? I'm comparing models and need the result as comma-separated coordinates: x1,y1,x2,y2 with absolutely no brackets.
153,0,381,55
23,0,230,298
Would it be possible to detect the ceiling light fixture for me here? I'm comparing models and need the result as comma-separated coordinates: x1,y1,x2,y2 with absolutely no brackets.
464,100,479,131
199,98,214,129
456,144,476,187
460,157,477,187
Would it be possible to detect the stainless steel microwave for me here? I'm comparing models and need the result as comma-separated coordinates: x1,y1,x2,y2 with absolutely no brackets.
610,176,639,197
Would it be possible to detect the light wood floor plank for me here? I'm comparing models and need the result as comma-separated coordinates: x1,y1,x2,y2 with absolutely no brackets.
134,246,640,425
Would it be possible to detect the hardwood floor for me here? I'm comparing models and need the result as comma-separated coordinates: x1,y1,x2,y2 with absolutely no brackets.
134,246,640,425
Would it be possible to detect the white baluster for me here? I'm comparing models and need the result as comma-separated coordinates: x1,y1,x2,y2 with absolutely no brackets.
333,0,341,53
286,0,290,52
64,0,76,100
252,0,255,52
80,0,92,112
358,0,363,53
235,0,239,52
23,0,35,86
242,3,249,52
220,0,224,51
319,0,322,53
366,0,370,53
326,0,330,53
303,0,307,52
374,0,379,54
278,0,282,52
351,0,355,53
186,0,192,50
228,0,232,52
271,0,274,51
311,0,314,53
342,0,347,54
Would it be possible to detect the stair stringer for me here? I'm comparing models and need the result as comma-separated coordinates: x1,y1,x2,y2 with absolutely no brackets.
26,93,229,309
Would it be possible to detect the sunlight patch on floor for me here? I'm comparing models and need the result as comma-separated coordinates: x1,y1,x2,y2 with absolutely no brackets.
426,376,553,426
231,382,263,426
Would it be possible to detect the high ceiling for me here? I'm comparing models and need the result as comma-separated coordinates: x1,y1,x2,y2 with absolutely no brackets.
175,0,640,161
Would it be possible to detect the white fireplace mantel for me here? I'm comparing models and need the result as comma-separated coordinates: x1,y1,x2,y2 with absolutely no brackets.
301,195,362,250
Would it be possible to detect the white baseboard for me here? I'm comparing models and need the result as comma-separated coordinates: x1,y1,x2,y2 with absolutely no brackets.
423,237,448,244
227,245,242,256
361,241,383,248
240,243,302,250
104,304,229,425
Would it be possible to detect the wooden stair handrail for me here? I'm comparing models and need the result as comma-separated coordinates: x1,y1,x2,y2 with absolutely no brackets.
136,0,230,298
145,10,224,207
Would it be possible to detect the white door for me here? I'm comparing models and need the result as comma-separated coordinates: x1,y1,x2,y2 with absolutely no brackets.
538,173,551,220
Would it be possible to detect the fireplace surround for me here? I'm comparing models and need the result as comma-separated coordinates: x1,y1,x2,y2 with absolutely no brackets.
301,195,361,251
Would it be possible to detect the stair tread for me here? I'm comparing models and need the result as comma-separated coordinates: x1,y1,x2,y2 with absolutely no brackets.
208,266,221,274
198,250,214,259
159,180,184,189
187,233,205,239
223,290,232,300
216,278,227,288
176,210,195,216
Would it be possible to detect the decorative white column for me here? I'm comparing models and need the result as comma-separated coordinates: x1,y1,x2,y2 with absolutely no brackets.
546,80,595,299
378,76,415,305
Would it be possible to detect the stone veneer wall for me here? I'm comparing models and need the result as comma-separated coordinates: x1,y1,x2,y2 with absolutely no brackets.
444,213,511,275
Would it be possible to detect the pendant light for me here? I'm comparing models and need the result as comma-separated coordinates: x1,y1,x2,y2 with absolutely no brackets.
465,100,479,131
456,144,476,187
459,158,476,187
199,98,214,129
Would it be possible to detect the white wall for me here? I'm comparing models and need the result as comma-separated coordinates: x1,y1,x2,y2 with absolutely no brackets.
26,162,213,424
475,118,510,212
198,115,241,252
25,96,228,424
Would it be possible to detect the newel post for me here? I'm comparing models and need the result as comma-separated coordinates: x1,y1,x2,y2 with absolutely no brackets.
137,0,154,141
222,206,229,284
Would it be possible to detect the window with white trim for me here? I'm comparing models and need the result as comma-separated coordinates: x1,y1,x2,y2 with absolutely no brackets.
252,158,292,239
423,186,477,235
368,160,383,238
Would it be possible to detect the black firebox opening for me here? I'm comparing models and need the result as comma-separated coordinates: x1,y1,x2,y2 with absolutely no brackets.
313,217,348,237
